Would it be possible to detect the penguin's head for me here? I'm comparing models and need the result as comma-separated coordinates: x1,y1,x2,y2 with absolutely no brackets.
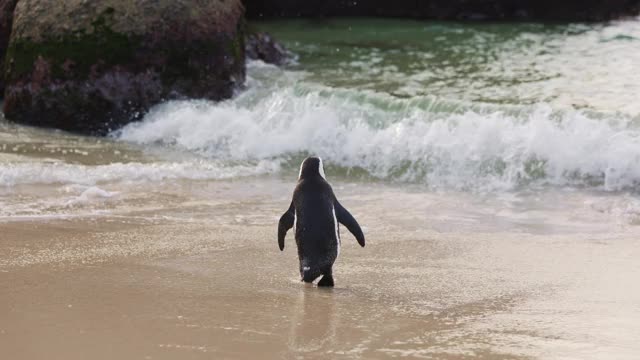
298,156,326,180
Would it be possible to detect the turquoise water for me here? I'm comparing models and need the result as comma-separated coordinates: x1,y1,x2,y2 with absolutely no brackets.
262,19,640,111
2,18,640,192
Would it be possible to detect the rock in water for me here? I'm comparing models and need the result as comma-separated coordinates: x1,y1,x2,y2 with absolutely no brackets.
2,0,246,135
245,31,291,66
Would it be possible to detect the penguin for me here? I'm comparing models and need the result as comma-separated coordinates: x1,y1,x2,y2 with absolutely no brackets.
278,156,365,287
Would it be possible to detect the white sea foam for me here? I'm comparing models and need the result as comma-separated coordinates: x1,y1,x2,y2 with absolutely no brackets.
115,67,640,191
5,62,637,191
0,160,280,187
64,186,118,207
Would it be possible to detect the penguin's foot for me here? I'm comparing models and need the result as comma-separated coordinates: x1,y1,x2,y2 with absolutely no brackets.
317,274,334,287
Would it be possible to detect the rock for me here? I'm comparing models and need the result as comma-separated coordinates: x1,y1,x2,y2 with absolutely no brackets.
3,0,246,135
243,0,640,21
0,0,19,94
245,31,290,66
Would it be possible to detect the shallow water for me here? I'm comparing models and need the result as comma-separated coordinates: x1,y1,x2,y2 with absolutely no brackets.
2,179,640,359
2,18,640,359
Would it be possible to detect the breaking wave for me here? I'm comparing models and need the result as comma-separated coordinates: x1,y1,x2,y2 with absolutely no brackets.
114,63,640,191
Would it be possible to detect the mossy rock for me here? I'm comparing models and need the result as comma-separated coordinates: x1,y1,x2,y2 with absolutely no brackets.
3,0,246,135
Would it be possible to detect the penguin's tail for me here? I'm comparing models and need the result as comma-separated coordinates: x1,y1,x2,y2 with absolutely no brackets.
300,265,322,283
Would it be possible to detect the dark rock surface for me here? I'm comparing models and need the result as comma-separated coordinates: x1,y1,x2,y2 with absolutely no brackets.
0,0,19,94
3,0,246,135
245,31,291,66
243,0,640,21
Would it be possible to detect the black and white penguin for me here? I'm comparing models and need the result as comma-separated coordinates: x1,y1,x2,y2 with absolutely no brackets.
278,156,365,287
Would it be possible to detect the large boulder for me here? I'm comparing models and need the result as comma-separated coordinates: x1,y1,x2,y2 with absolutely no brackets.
0,0,19,94
243,0,640,21
3,0,246,135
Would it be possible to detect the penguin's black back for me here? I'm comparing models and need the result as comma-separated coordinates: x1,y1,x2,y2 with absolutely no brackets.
277,156,366,286
293,171,339,272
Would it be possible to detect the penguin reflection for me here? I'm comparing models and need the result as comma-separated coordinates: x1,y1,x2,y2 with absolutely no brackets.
287,287,338,354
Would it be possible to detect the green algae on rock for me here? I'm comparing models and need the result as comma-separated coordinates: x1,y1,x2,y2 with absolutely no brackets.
3,0,246,135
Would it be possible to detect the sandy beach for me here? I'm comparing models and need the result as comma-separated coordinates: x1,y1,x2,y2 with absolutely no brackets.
2,179,639,359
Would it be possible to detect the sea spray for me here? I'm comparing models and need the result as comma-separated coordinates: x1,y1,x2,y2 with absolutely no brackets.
115,64,640,191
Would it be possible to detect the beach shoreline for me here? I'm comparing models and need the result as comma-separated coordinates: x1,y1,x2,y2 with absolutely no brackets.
2,179,639,359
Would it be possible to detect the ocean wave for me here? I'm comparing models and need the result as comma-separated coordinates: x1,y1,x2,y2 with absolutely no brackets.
114,67,640,191
0,160,280,187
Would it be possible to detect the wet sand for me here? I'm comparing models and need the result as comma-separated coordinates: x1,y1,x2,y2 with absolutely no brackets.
2,179,640,359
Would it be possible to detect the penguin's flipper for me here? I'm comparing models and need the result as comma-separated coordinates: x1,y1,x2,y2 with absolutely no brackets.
278,202,295,251
335,201,365,247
